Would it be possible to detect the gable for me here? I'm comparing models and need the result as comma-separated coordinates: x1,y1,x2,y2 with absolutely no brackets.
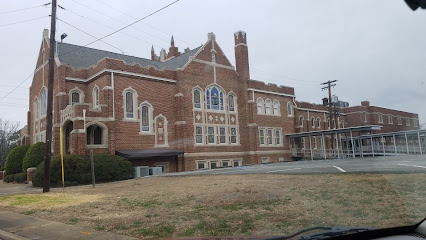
193,40,234,68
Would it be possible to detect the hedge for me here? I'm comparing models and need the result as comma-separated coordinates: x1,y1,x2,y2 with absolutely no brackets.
4,145,30,175
22,142,46,173
33,154,133,187
4,173,27,183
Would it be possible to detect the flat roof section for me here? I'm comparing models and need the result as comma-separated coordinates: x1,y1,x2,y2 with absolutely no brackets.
286,125,382,138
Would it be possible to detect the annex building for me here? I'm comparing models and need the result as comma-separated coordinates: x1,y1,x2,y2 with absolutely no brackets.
19,29,421,173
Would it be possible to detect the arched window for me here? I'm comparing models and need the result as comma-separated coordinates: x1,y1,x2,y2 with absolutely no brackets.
193,89,201,109
327,118,331,129
299,116,304,127
125,92,134,118
206,86,224,110
140,102,153,133
257,98,264,114
228,94,235,112
287,102,293,116
341,120,345,128
265,99,272,114
34,98,39,119
317,118,321,128
71,91,80,105
123,88,138,120
141,106,149,131
93,86,99,108
41,88,47,116
273,100,280,115
311,117,315,128
87,125,103,145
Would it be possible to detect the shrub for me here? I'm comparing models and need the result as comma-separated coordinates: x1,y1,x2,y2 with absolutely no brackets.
4,173,27,183
22,142,46,172
4,145,30,175
33,154,132,187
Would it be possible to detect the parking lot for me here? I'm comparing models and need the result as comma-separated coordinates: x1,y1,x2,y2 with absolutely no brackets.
167,155,426,176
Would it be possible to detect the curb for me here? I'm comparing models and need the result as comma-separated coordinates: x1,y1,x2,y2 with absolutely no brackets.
0,229,29,240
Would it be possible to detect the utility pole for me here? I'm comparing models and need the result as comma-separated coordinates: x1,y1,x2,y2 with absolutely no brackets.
43,0,57,193
321,80,338,127
321,80,338,152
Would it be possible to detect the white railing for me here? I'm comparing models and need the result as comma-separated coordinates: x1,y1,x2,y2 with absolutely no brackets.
60,105,74,123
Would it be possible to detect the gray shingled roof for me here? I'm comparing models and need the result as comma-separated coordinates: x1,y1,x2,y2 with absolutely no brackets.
56,42,201,71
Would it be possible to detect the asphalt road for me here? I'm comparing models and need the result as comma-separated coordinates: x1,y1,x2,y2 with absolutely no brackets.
167,155,426,176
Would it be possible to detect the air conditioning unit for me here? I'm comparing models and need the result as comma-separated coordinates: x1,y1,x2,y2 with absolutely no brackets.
149,167,163,176
133,166,149,178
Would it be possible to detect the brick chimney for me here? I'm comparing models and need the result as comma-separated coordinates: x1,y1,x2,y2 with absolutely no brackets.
151,45,155,60
361,101,370,107
168,35,180,58
234,30,250,80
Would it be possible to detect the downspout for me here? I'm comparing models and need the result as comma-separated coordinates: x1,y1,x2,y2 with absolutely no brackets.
83,109,86,130
111,72,115,120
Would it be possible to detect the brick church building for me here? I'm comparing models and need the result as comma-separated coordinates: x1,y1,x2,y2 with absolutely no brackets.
20,29,420,172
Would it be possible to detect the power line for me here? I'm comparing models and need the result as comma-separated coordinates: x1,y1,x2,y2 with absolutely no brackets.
0,73,34,103
0,16,49,28
0,2,51,15
69,0,172,46
93,0,198,48
57,18,127,54
58,5,164,49
59,0,181,57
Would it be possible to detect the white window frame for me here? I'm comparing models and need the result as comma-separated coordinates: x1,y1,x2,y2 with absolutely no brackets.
261,157,270,164
363,112,367,122
388,115,393,125
232,159,241,167
275,128,282,146
259,128,265,145
196,161,208,169
397,116,402,125
267,128,273,145
230,127,238,144
221,160,231,167
406,118,410,126
378,113,383,124
40,87,48,116
299,116,304,127
219,126,227,144
228,93,237,112
313,137,317,149
210,160,220,169
273,100,280,116
192,87,202,109
327,118,331,129
287,102,293,116
93,85,100,109
257,97,264,114
68,87,84,106
317,118,321,129
195,125,203,144
414,120,418,127
206,85,225,111
122,87,138,120
265,99,272,115
207,126,215,144
140,101,153,134
311,117,315,128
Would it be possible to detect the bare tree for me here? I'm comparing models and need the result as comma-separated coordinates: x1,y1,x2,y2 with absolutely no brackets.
0,119,20,168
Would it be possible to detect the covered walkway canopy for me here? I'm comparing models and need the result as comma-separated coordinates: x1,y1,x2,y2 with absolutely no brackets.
116,149,184,160
342,129,426,157
286,125,382,160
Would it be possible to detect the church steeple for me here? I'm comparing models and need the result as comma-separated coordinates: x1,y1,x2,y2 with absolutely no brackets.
171,35,175,47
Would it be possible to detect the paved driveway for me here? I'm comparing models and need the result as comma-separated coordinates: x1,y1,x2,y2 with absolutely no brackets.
167,155,426,176
0,181,42,196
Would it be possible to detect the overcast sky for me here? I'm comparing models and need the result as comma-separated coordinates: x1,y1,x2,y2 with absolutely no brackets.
1,0,425,128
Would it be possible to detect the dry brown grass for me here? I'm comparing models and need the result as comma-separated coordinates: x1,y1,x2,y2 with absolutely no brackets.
0,173,425,239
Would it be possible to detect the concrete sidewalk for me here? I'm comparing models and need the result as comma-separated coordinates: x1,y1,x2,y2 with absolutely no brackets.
0,211,138,240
